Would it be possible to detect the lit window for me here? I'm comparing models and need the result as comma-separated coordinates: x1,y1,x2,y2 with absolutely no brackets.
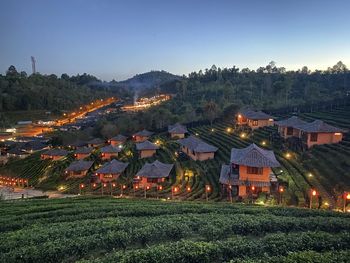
310,133,318,142
247,166,263,175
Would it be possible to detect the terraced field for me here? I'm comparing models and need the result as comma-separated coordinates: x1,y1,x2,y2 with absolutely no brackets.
1,106,349,210
0,197,349,263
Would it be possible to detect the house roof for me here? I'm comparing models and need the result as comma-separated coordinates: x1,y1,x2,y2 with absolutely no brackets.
95,159,128,174
42,148,69,156
135,160,173,178
75,147,93,154
110,135,127,142
87,138,105,145
230,143,280,167
133,129,154,137
275,116,308,128
177,136,218,153
65,160,94,172
7,147,28,156
136,140,159,150
100,145,121,153
294,120,347,133
21,141,48,151
69,140,87,148
240,110,274,120
168,123,188,134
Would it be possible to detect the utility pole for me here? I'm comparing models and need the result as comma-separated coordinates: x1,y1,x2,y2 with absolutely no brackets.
31,56,36,74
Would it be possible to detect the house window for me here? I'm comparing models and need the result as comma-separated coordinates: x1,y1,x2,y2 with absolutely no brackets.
252,120,258,126
147,178,158,183
247,166,263,175
286,127,293,135
310,133,318,142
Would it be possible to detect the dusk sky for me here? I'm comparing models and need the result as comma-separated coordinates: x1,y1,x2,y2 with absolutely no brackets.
1,0,350,81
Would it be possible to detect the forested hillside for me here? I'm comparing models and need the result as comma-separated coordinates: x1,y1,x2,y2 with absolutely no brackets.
0,66,127,112
159,61,349,119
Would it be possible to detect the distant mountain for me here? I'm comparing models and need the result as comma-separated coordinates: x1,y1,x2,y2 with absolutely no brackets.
115,70,181,90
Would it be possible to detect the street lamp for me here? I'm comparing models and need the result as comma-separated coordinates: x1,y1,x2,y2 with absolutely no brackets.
279,186,284,204
205,185,211,201
343,192,350,212
310,189,317,209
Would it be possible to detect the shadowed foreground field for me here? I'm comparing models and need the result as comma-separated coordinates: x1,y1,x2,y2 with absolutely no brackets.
0,197,349,263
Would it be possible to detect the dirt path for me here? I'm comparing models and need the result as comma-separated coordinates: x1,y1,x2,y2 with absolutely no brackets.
0,186,75,200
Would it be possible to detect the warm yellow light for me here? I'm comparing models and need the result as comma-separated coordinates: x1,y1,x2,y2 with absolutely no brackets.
195,133,199,136
261,141,266,145
324,202,329,206
211,128,214,132
334,133,342,136
206,185,211,191
346,193,350,200
312,190,317,196
187,186,191,192
226,128,232,133
238,114,242,118
240,133,246,138
308,173,313,177
268,118,274,121
285,153,291,159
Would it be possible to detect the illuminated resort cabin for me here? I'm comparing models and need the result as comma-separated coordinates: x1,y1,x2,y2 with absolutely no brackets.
294,120,347,148
236,110,274,129
74,147,93,160
168,123,188,138
6,147,29,159
134,160,173,188
219,144,280,197
41,149,68,160
87,138,105,148
136,140,159,159
132,130,154,142
275,116,308,138
64,160,94,178
68,140,87,149
95,159,129,183
178,135,218,161
108,134,127,146
100,145,121,160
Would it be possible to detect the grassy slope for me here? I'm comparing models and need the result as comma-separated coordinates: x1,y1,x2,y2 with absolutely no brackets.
0,197,349,263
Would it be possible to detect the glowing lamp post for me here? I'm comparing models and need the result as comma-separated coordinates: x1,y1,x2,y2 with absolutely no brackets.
310,189,317,209
172,186,179,199
79,183,85,195
157,185,163,199
121,184,126,197
279,186,284,204
134,184,139,197
205,185,211,201
343,192,350,212
145,185,150,198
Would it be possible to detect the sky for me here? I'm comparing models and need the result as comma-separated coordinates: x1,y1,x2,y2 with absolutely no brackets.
0,0,350,81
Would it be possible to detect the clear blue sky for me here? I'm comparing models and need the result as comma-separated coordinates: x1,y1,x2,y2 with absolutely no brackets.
1,0,349,81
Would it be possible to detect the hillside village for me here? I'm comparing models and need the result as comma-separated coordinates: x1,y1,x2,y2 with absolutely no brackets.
1,104,349,211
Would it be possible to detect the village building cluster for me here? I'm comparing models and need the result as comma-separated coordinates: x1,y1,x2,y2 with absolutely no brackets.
0,107,347,201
